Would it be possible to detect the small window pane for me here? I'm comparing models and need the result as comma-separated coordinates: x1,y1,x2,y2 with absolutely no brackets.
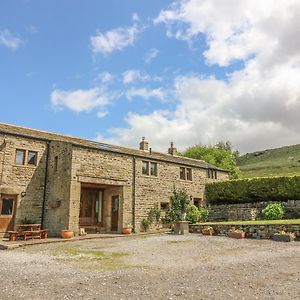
180,167,186,180
142,161,149,175
15,149,25,165
150,162,157,176
187,168,192,181
214,171,217,179
1,199,13,215
28,151,38,165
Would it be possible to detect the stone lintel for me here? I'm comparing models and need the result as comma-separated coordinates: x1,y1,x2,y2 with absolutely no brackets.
77,176,126,186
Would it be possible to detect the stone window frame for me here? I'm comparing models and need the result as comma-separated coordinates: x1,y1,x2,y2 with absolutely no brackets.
179,167,193,181
14,148,38,167
141,160,158,177
207,169,217,179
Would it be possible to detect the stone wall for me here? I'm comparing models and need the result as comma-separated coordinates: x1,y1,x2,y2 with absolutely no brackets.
208,200,300,222
0,133,47,234
189,223,300,239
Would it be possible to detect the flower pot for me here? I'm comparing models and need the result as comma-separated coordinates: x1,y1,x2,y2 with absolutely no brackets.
202,229,214,236
228,231,245,239
173,221,189,235
60,230,74,239
122,227,132,234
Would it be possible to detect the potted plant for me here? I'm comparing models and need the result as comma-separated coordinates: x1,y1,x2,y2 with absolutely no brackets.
228,229,245,239
60,229,74,239
122,223,132,234
165,189,190,235
272,231,295,242
202,226,214,236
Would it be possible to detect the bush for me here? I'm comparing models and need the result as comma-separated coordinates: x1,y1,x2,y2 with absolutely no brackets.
199,207,209,222
205,176,300,204
186,205,200,223
148,207,161,223
141,218,150,231
261,203,285,220
165,189,190,222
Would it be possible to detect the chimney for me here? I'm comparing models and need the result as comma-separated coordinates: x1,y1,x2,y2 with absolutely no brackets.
139,137,149,151
168,142,177,156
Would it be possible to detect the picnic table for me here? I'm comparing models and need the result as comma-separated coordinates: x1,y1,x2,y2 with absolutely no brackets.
8,224,48,241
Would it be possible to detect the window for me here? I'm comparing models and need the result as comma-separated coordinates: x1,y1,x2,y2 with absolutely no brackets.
150,162,157,176
160,202,170,211
180,167,186,180
54,156,58,171
1,199,13,215
180,167,193,181
193,198,202,208
15,149,26,165
142,160,158,177
27,151,38,166
142,161,149,175
208,169,217,179
186,168,192,181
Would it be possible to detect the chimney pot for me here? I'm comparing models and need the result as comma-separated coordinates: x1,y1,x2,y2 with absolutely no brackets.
139,137,149,151
168,142,177,155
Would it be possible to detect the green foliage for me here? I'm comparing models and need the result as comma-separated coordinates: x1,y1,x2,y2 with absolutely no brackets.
186,205,201,223
141,218,150,231
181,141,239,179
148,207,161,223
237,144,300,178
198,207,209,222
261,203,285,220
165,189,190,222
206,176,300,204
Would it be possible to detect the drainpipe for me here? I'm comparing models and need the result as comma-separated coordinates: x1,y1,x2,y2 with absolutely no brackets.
41,141,50,229
132,156,136,232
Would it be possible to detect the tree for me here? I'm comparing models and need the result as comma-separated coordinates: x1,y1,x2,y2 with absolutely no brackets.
180,141,239,179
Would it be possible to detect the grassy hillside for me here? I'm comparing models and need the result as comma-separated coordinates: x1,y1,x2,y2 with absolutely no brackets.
237,144,300,178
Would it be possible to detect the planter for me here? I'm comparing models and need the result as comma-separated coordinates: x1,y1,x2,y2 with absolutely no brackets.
60,230,74,239
173,221,189,235
122,227,132,235
272,233,295,242
228,231,245,239
202,228,214,236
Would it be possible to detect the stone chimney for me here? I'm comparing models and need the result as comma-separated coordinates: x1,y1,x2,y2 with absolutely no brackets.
139,137,149,151
168,142,177,156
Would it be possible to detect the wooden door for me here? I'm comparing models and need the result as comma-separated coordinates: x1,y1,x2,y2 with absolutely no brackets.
0,194,16,232
111,195,119,231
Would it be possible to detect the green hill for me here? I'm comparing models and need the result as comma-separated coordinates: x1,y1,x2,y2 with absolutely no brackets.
237,144,300,178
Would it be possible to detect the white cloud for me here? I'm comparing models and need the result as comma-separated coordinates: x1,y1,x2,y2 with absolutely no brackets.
125,87,166,101
96,110,109,118
122,69,150,84
51,87,112,113
144,48,159,63
90,23,139,55
0,29,24,50
132,13,140,22
98,72,114,83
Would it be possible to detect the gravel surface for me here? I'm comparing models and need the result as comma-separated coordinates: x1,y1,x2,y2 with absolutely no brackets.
0,234,299,300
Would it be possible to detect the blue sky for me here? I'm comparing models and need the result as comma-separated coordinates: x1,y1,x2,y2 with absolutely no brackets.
1,0,300,153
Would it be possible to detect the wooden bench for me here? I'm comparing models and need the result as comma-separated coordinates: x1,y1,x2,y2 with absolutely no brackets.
8,224,48,241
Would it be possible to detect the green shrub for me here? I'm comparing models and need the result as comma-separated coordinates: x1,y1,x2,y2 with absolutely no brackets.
205,176,300,204
141,218,150,231
261,203,285,220
148,207,161,223
199,207,209,222
186,205,200,223
165,189,190,222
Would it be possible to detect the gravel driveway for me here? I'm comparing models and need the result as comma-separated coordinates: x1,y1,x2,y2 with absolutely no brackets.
0,234,299,300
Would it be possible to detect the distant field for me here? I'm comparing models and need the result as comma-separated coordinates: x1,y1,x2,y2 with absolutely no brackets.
237,144,300,178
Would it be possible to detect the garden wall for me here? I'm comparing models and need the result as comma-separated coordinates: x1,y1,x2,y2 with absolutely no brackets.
189,223,300,239
208,200,300,222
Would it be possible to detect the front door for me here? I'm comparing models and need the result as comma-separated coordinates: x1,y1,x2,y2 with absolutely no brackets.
79,189,103,226
0,194,16,233
111,195,119,231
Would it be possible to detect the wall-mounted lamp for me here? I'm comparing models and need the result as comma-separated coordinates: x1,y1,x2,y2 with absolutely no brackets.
21,191,26,197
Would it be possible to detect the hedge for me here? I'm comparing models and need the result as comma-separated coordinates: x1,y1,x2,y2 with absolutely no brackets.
205,176,300,205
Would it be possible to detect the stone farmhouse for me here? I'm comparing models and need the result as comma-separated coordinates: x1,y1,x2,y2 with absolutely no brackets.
0,122,229,237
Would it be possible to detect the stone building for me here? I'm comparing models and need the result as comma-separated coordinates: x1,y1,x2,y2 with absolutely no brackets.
0,122,228,237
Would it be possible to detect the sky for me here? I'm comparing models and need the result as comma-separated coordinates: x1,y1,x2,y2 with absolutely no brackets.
1,0,300,154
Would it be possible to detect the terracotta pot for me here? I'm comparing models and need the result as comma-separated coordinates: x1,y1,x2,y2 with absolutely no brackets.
228,231,245,239
202,229,214,236
60,230,74,239
122,227,132,234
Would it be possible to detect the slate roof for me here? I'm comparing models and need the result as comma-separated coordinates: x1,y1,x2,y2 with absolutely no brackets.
0,122,228,172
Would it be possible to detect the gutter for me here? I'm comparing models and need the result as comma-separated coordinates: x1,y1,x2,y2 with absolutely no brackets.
41,141,50,229
132,156,136,232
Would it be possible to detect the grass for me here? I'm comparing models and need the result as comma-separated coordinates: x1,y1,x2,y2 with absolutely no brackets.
196,219,300,226
237,144,300,178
